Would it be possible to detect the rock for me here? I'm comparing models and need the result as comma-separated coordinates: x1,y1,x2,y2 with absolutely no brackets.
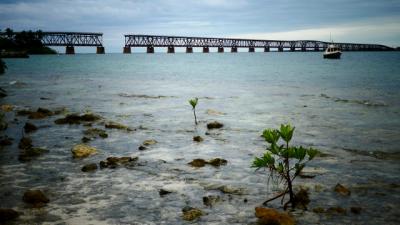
207,121,224,129
255,207,295,225
312,207,325,213
17,109,33,116
24,122,38,133
55,113,102,125
81,136,91,143
334,183,351,196
105,121,133,131
138,145,147,151
0,88,7,98
0,208,19,222
293,188,310,209
143,139,157,146
26,108,53,119
81,163,98,172
159,189,173,196
22,190,49,207
218,185,245,195
193,136,204,142
208,158,227,167
206,109,226,116
1,104,14,112
188,158,228,168
0,136,13,146
99,156,138,169
327,206,347,214
350,206,362,214
0,112,7,130
203,195,220,207
188,159,207,167
182,207,203,221
19,147,49,162
18,137,32,150
83,128,108,139
71,144,97,158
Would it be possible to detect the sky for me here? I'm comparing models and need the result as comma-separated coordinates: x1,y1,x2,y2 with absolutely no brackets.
0,0,399,52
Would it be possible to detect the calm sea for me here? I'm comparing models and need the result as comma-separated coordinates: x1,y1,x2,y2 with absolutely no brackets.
1,52,400,224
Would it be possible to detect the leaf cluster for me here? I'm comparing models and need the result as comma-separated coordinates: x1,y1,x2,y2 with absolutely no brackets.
252,124,319,180
189,98,198,109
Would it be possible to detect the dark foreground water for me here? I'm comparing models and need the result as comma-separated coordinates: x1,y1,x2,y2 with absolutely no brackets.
1,52,400,224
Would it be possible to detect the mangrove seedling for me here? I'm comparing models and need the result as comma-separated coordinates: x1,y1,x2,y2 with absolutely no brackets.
189,98,199,125
0,58,6,74
252,124,319,209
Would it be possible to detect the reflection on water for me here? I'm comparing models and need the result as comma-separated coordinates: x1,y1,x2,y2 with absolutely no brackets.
1,52,400,224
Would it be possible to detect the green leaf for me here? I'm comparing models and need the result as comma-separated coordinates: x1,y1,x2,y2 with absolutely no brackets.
295,163,305,175
293,146,307,161
262,152,275,166
307,148,320,160
189,98,198,109
262,129,280,144
279,124,295,143
276,162,284,173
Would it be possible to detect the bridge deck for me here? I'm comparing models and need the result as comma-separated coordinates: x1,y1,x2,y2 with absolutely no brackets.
124,34,393,51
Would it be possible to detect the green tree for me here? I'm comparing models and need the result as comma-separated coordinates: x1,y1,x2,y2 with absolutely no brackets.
189,98,199,125
252,124,319,209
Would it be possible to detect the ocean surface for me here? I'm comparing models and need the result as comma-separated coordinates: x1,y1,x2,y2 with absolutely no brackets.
1,52,400,224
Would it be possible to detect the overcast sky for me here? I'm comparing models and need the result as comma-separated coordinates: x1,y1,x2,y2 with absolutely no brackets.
1,0,399,52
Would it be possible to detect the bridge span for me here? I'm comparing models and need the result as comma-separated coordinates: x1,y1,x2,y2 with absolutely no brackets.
0,31,104,54
123,34,393,53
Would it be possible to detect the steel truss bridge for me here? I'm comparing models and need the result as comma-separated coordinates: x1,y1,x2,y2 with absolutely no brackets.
0,32,104,54
124,34,393,53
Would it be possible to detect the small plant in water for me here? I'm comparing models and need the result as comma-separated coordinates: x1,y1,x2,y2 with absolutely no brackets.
252,124,319,209
189,98,199,125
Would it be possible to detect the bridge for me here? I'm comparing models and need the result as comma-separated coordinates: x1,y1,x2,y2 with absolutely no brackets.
0,31,104,54
123,34,393,53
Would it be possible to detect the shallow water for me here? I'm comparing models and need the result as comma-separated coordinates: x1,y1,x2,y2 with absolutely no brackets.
1,52,400,224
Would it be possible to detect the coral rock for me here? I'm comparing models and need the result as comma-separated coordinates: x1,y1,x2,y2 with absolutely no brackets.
22,190,49,207
0,208,19,222
334,183,351,196
207,121,224,129
182,207,203,221
255,207,295,225
81,163,98,172
71,144,97,158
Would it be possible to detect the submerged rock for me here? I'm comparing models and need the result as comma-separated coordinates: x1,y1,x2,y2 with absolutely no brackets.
159,189,173,196
326,206,347,214
19,147,49,162
350,206,362,214
0,136,13,146
255,207,295,225
22,190,49,207
83,128,108,139
55,113,102,125
218,185,245,195
0,208,19,222
182,207,203,221
1,104,14,112
188,158,228,168
207,121,224,129
188,159,207,167
138,145,147,151
143,139,157,146
0,88,7,98
203,195,221,207
99,156,138,169
206,109,226,116
105,121,133,131
193,136,204,142
26,108,53,119
81,163,98,172
71,144,97,158
208,158,227,167
293,188,310,209
312,207,325,213
24,122,38,133
18,137,32,150
334,183,351,196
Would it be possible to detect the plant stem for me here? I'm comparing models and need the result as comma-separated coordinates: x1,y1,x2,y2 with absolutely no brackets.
285,141,294,209
193,109,197,125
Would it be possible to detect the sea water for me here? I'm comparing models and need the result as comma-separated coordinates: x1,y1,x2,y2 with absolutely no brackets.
0,52,399,224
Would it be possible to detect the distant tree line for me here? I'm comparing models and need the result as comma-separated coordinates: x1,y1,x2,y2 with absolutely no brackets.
0,28,57,54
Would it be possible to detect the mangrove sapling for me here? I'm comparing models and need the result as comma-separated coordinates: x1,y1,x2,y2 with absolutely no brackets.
252,124,319,209
189,98,199,125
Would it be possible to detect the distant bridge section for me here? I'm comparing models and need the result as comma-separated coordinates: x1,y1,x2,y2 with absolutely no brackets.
123,34,393,53
0,31,104,54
